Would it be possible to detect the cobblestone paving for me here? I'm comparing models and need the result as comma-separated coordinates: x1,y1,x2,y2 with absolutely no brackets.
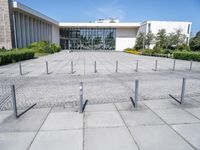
0,51,200,110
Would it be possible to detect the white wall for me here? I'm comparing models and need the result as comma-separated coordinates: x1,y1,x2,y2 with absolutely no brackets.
52,25,60,44
116,28,138,51
148,21,191,37
137,21,192,48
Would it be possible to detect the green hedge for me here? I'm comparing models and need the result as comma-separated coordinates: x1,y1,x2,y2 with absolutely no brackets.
0,50,35,65
173,51,200,62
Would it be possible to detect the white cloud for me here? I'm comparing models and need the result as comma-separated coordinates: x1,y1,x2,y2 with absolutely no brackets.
97,5,126,20
84,0,126,21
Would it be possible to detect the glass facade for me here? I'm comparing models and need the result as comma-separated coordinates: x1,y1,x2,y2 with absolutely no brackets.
60,28,116,50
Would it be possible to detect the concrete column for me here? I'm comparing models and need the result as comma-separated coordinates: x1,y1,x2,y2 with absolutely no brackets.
38,20,40,41
36,20,38,41
30,17,34,43
26,15,30,46
45,23,47,41
21,14,26,47
16,12,22,48
41,22,44,40
34,19,37,42
35,19,38,42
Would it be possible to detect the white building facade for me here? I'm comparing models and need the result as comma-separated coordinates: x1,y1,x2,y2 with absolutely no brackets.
0,0,192,51
138,21,192,49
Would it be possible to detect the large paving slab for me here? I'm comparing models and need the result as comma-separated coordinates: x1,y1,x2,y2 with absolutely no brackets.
172,124,200,150
115,101,147,111
85,103,116,112
186,108,200,119
0,111,12,124
41,111,83,130
153,108,200,124
130,125,194,150
29,130,83,150
85,111,124,128
120,110,164,126
0,131,36,150
85,127,139,150
0,108,50,132
142,99,179,110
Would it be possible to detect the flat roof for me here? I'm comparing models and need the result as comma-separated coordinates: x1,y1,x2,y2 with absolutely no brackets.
12,1,59,25
59,22,141,28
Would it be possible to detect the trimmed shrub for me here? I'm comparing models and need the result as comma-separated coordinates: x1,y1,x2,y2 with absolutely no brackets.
0,50,35,65
124,48,140,55
173,51,200,62
141,49,170,58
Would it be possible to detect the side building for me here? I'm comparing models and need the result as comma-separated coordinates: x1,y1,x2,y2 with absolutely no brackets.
0,0,60,49
0,0,192,51
138,21,192,49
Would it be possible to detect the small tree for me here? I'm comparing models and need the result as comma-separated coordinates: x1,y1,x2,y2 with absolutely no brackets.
190,31,200,51
155,29,167,49
145,31,155,49
173,29,186,47
134,33,145,50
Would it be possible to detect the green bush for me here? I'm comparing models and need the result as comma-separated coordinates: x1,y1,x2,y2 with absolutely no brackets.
28,41,52,53
28,41,61,54
173,51,200,62
50,43,61,53
0,49,35,65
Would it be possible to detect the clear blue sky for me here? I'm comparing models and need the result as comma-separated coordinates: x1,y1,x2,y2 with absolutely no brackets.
18,0,200,36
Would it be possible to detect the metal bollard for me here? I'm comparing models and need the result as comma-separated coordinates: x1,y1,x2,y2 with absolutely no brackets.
134,80,139,107
135,60,138,72
180,78,186,103
94,61,97,73
19,62,22,75
46,61,49,74
189,61,192,71
173,60,176,71
71,61,73,74
155,60,158,71
79,82,83,113
11,85,18,118
115,60,118,73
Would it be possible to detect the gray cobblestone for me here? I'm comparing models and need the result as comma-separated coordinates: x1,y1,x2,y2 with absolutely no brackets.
0,51,200,110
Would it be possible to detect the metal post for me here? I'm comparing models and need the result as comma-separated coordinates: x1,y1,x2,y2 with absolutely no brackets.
134,80,139,107
115,60,118,73
11,85,18,118
155,60,158,71
71,61,73,74
79,82,83,113
189,61,192,71
136,60,138,72
19,62,22,75
180,78,186,103
46,61,49,74
94,61,97,73
173,59,176,71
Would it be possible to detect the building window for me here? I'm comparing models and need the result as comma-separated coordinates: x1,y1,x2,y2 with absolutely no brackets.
148,23,151,33
187,24,190,34
60,28,116,50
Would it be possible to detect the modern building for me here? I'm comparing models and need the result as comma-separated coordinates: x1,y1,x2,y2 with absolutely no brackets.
0,0,192,51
